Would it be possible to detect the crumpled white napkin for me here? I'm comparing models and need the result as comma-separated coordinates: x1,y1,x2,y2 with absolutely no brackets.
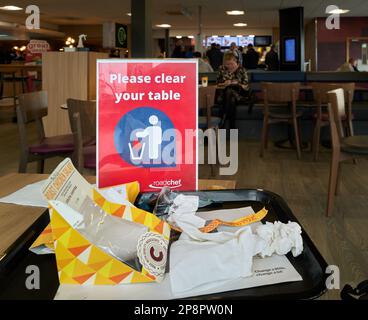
169,226,266,294
167,194,205,229
255,221,303,258
167,194,304,295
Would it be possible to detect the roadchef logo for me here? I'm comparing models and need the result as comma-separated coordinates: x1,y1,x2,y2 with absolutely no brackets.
149,179,182,189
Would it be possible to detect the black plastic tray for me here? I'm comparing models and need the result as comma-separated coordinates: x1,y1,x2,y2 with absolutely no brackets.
0,189,328,300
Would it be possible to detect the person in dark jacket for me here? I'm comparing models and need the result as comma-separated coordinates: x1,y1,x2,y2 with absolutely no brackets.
206,43,223,71
171,40,186,58
265,45,280,71
216,52,249,129
243,44,260,70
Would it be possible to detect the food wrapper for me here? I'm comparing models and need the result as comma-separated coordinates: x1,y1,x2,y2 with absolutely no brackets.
31,158,171,285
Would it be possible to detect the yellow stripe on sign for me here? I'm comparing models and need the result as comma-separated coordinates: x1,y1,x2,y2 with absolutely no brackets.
171,207,268,233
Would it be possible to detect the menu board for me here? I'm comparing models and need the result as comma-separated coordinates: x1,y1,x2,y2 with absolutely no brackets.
239,36,255,47
97,60,198,191
206,36,255,47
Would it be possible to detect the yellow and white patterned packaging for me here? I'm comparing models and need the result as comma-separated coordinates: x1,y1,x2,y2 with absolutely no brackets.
31,158,171,285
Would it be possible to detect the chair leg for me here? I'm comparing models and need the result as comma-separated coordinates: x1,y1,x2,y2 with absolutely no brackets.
348,120,354,136
18,154,28,173
335,163,342,195
312,119,321,161
264,122,269,149
207,129,216,177
37,159,45,173
260,118,268,157
326,153,340,217
292,118,302,160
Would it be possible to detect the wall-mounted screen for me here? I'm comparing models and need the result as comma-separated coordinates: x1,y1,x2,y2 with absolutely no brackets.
254,36,272,47
205,36,254,48
206,36,223,46
238,35,255,47
222,37,238,47
284,38,296,63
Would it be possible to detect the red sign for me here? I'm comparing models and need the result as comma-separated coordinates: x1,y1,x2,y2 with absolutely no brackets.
97,60,198,191
25,40,50,63
26,40,50,53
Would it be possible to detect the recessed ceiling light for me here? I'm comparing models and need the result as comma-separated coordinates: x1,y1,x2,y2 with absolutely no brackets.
176,36,182,39
0,5,22,11
327,8,350,14
212,35,218,38
226,10,244,15
236,35,243,38
156,24,171,28
126,13,131,16
249,35,255,37
188,35,194,39
234,23,248,27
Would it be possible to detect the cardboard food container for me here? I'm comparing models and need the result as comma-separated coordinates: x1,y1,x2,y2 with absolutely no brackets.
48,189,171,285
31,158,171,285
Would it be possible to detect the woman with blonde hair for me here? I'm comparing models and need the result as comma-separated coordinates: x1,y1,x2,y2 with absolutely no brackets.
217,52,249,129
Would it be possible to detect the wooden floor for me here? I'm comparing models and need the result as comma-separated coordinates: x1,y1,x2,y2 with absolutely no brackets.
1,121,367,299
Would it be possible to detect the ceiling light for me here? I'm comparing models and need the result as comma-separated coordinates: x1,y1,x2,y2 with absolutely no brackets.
0,5,23,11
249,34,255,37
126,13,131,16
224,35,230,37
234,23,248,27
176,36,182,39
212,35,218,38
327,8,350,14
156,24,171,28
188,35,194,39
226,10,244,15
236,35,243,38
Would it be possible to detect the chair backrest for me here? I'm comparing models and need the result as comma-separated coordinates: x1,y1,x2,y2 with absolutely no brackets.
16,91,48,151
327,89,346,152
199,86,217,127
261,82,300,103
198,86,217,110
17,90,48,123
66,99,96,139
311,82,355,105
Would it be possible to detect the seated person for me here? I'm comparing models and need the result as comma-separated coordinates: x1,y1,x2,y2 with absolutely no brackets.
217,52,249,129
336,58,359,72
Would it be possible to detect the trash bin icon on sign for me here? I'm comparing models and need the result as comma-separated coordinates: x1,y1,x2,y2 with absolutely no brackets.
114,107,176,168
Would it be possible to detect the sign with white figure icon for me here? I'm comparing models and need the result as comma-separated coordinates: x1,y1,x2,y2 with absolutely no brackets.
97,59,198,191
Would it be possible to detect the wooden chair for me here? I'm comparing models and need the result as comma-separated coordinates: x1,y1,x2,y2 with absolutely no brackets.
16,91,74,173
198,86,221,176
198,86,222,129
326,89,368,216
260,82,302,159
67,98,96,173
311,82,355,161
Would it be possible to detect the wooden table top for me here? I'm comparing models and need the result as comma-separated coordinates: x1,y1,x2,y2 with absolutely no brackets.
0,173,236,256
